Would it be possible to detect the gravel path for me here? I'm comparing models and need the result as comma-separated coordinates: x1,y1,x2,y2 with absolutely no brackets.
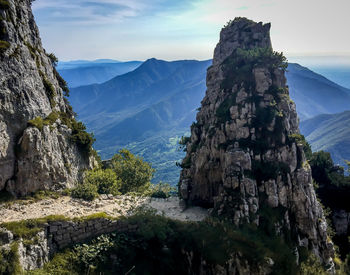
0,195,208,223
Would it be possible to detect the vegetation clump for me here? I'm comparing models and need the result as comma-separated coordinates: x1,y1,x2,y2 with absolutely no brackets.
28,112,59,131
38,71,56,108
220,47,287,91
288,133,312,160
0,242,22,275
71,182,99,201
178,136,190,151
70,119,95,155
47,52,58,66
0,40,10,53
71,169,120,201
149,182,176,198
71,149,155,200
54,68,70,97
0,0,10,10
111,149,155,194
47,53,70,96
27,111,95,156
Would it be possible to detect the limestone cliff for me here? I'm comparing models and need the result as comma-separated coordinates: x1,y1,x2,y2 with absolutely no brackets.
179,18,334,268
0,0,94,196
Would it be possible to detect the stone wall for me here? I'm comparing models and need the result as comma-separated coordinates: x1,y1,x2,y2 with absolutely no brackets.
48,218,138,250
0,217,139,271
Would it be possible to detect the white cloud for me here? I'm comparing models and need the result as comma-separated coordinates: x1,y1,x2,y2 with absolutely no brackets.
32,0,350,60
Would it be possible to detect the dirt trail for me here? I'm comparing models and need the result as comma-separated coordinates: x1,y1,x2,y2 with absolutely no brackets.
0,195,208,223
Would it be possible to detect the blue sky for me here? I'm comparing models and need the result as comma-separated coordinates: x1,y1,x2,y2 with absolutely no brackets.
32,0,350,63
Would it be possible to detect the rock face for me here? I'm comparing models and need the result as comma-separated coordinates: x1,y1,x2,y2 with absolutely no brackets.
332,209,350,236
0,0,94,196
179,18,334,266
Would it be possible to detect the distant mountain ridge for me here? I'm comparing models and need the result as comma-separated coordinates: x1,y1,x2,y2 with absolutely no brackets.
300,111,350,167
286,63,350,120
70,58,212,184
57,60,142,88
69,59,350,184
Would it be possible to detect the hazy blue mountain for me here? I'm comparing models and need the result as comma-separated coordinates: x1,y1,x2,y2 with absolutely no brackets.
287,55,350,89
70,58,211,184
69,60,350,185
310,66,350,89
286,63,350,120
300,111,350,167
57,59,122,70
57,60,142,87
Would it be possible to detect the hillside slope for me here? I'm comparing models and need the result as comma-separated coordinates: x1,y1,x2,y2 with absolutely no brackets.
70,58,211,184
286,63,350,120
300,111,350,167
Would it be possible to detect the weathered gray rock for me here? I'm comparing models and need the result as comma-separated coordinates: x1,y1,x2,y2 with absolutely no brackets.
18,231,50,270
0,0,94,196
179,17,334,266
332,209,350,236
0,227,13,245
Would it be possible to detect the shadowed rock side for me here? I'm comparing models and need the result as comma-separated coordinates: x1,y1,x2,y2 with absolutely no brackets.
179,18,334,267
0,0,94,196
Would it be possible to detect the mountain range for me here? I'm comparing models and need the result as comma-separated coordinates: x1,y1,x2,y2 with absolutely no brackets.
70,58,211,184
67,59,350,185
57,60,142,88
300,111,350,167
286,63,350,120
310,66,350,89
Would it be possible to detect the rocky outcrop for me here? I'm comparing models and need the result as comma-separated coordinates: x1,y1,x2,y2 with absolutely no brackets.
0,0,94,196
179,18,334,268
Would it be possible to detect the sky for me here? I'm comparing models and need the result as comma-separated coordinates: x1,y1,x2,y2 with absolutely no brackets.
32,0,350,63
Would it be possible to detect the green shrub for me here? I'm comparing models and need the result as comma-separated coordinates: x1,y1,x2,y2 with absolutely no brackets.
220,47,287,90
150,182,176,198
216,94,236,123
28,112,59,131
111,149,154,194
0,242,22,275
71,183,99,201
54,68,70,97
84,169,121,196
47,52,58,66
288,133,312,160
27,249,79,275
300,254,328,275
0,0,10,9
70,120,95,155
39,71,56,108
178,155,191,169
74,234,114,270
0,40,10,53
178,136,190,151
54,112,94,155
28,116,44,131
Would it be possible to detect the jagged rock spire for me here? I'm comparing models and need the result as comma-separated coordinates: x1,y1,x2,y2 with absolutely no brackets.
179,17,334,267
